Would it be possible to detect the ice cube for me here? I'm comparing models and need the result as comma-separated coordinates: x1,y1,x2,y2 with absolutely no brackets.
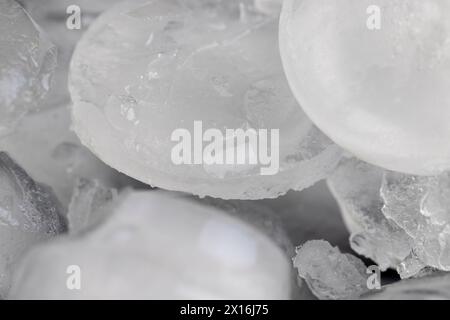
9,190,292,299
293,240,369,300
0,152,66,298
69,0,342,199
0,0,57,136
328,158,412,271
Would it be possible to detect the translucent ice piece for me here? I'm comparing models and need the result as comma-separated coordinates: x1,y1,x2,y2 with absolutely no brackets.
20,0,124,106
0,152,66,298
328,158,412,271
9,190,292,299
67,178,117,234
0,104,146,207
280,0,450,175
69,0,342,199
0,0,57,136
364,272,450,300
381,171,450,273
293,240,369,300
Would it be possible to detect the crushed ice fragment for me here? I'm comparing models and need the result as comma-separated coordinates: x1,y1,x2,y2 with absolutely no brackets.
293,240,369,300
20,0,124,106
0,152,66,297
328,158,412,271
0,0,57,135
381,171,450,274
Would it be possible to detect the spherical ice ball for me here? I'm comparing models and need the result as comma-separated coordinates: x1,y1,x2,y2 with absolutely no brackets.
280,0,450,175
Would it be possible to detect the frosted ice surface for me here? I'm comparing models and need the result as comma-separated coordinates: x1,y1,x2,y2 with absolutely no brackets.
9,190,292,299
280,0,450,175
0,152,66,298
364,272,450,300
0,0,57,136
293,240,369,300
69,0,342,199
67,178,117,234
201,197,294,257
328,158,412,271
0,105,146,207
20,0,124,106
382,171,450,275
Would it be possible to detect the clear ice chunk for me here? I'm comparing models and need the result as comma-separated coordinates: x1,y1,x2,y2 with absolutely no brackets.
0,0,57,136
293,240,369,300
9,190,292,299
0,152,66,298
328,158,412,271
69,0,342,199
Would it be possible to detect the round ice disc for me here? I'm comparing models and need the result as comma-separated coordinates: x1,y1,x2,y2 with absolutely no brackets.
280,0,450,175
69,0,342,199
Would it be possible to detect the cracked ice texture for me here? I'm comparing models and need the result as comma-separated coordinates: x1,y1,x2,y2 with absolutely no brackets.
0,152,66,298
329,158,450,278
381,172,450,275
9,190,292,299
280,0,450,175
69,0,342,199
293,240,369,300
328,158,412,271
0,0,57,136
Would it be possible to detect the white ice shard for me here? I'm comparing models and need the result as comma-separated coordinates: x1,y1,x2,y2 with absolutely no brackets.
328,158,412,271
69,0,342,199
293,240,369,300
0,104,146,207
280,0,450,176
0,0,57,136
9,190,292,299
20,0,124,106
381,172,450,275
364,272,450,300
0,152,66,298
